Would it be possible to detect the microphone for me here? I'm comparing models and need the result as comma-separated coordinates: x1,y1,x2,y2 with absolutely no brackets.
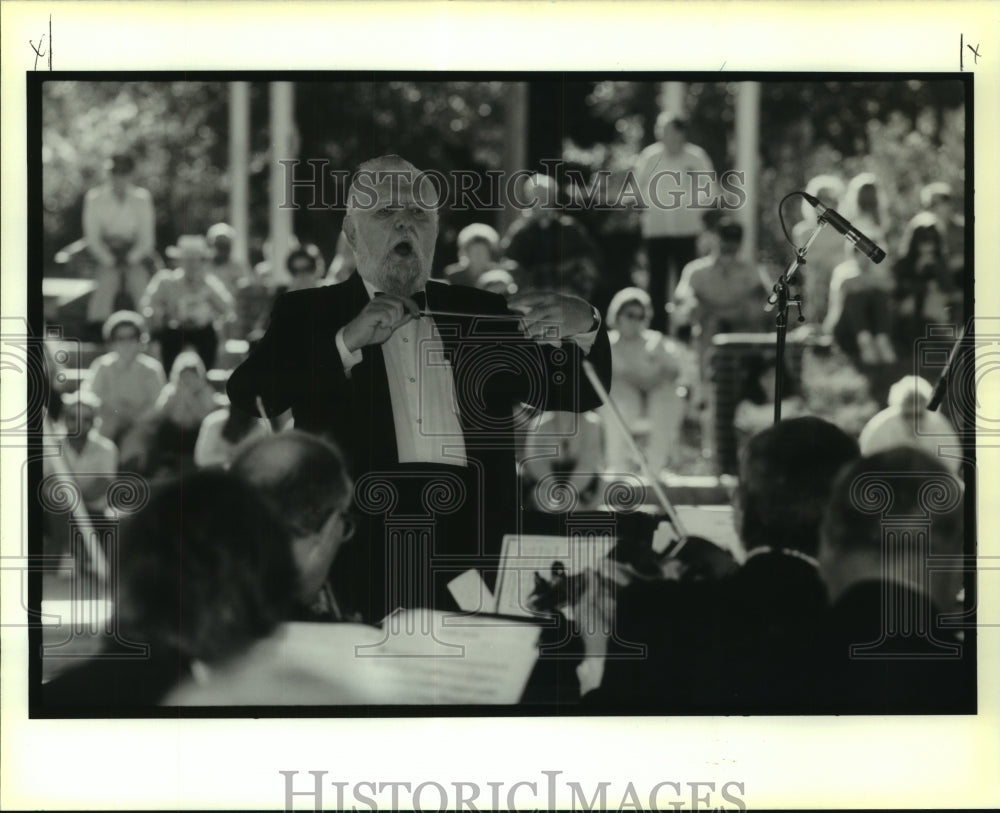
801,192,887,264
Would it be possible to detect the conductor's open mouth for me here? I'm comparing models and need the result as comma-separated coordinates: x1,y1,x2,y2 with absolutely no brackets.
393,241,413,257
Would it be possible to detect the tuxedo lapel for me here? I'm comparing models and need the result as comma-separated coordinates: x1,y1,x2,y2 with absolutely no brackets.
342,273,398,466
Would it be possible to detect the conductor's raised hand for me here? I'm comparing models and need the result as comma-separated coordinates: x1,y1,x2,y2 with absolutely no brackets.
341,294,421,352
507,291,597,343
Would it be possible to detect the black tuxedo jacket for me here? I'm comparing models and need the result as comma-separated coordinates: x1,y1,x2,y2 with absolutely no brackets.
227,273,612,559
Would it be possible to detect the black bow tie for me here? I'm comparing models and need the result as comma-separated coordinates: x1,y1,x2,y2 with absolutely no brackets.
375,290,427,309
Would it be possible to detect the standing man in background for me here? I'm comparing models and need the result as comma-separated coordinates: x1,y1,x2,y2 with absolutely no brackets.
634,113,714,333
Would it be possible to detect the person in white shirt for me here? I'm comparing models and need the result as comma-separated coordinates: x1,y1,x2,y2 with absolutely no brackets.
82,152,157,328
84,310,165,470
43,391,118,517
858,375,961,474
634,112,715,332
140,234,235,374
604,287,687,475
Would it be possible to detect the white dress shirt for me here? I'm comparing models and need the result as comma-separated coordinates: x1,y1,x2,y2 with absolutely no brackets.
335,279,599,466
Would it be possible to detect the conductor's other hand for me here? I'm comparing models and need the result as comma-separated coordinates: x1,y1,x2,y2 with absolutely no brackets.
342,294,420,352
507,291,596,342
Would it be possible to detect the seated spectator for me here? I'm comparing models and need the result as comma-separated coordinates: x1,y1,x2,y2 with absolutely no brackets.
858,375,960,473
824,242,897,403
84,310,165,470
148,351,225,476
817,447,970,712
672,217,771,369
604,287,687,475
205,222,253,296
82,152,157,334
521,410,605,512
444,223,501,288
921,180,964,284
476,267,518,297
733,353,807,447
43,391,118,518
841,171,891,249
141,234,235,374
42,469,298,708
193,403,270,470
585,417,860,712
894,212,957,342
278,244,327,294
229,431,357,621
501,174,600,295
792,174,846,325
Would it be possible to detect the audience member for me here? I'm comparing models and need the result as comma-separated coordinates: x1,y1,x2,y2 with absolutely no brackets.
604,287,687,475
894,214,951,341
501,173,600,296
521,411,605,512
82,152,157,332
476,268,518,297
733,353,806,448
193,403,270,470
43,470,298,708
84,310,165,470
205,222,253,296
791,174,846,325
43,391,118,519
141,235,235,374
817,447,970,712
444,223,501,287
148,351,225,475
586,417,860,712
634,112,715,332
858,375,961,473
672,217,771,372
824,242,897,404
279,244,327,294
921,181,964,281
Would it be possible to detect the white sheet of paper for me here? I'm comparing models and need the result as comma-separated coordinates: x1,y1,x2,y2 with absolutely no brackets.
675,505,743,560
447,569,495,612
495,533,615,618
165,614,541,706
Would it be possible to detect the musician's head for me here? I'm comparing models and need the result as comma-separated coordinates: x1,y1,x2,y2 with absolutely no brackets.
231,431,355,607
735,416,859,558
818,446,964,610
116,469,297,664
343,155,440,296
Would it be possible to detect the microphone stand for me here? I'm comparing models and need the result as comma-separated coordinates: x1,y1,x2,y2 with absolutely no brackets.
765,219,829,423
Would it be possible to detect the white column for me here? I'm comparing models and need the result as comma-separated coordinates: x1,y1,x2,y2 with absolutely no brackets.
269,81,296,285
500,82,529,236
228,82,250,266
734,82,761,264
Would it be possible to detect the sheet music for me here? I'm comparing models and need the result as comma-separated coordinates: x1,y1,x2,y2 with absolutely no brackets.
165,613,541,706
495,533,615,618
675,505,743,561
